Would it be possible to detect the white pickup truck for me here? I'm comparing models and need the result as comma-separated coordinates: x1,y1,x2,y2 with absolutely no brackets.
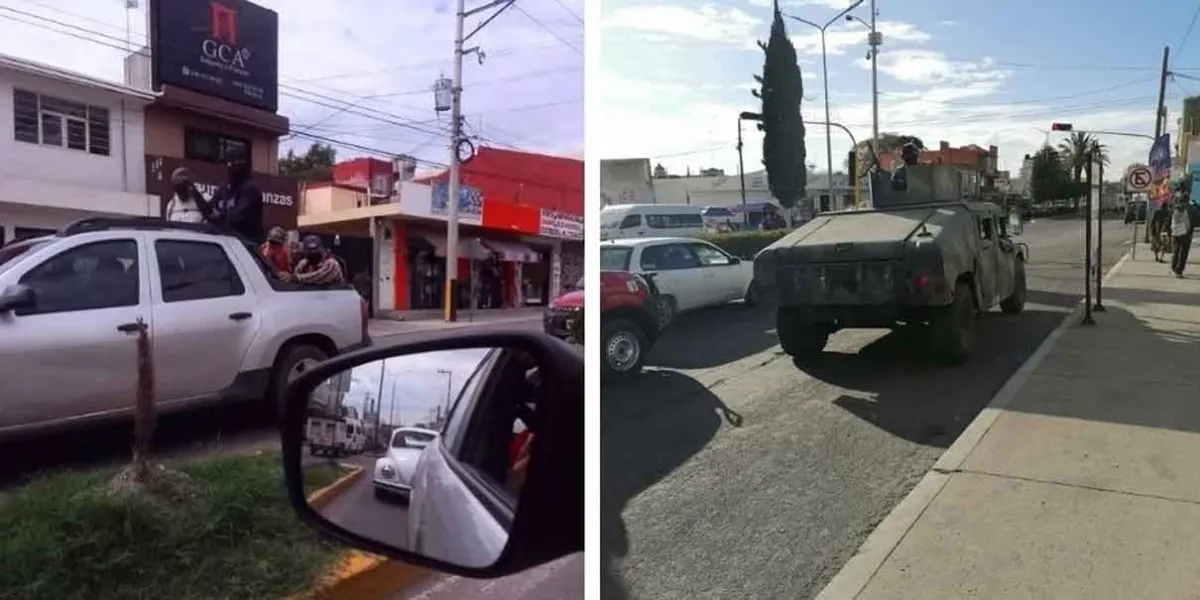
0,217,370,440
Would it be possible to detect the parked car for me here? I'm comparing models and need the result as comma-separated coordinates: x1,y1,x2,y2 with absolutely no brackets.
543,277,584,342
1125,200,1147,224
307,416,367,457
0,217,369,440
373,427,439,501
600,236,760,326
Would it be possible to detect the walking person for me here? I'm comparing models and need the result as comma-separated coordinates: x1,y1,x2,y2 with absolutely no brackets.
1149,200,1172,263
165,167,214,224
1169,192,1198,278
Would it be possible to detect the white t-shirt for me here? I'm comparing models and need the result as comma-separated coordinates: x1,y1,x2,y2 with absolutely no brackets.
1171,205,1191,237
166,194,205,223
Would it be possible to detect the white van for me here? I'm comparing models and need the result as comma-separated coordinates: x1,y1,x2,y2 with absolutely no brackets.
600,204,706,240
307,416,366,457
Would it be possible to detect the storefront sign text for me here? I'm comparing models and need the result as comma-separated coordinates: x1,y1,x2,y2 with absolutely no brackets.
539,209,583,240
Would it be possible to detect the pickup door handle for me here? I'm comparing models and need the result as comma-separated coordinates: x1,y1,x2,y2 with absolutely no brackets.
229,312,253,321
117,322,147,333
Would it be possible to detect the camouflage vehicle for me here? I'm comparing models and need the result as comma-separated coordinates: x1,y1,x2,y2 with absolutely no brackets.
753,163,1029,364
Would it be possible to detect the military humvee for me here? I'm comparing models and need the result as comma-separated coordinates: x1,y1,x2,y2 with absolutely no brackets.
753,164,1029,364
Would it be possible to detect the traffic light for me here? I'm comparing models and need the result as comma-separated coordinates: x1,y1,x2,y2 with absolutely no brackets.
1050,122,1073,131
847,150,857,182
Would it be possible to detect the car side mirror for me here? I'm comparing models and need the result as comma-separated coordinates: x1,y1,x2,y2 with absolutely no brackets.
728,257,741,265
0,284,34,312
281,331,582,579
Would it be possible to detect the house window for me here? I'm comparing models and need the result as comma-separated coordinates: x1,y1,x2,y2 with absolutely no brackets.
184,128,251,168
370,174,390,196
12,89,111,155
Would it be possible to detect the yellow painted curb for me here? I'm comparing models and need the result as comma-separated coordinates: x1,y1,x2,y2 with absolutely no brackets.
308,465,364,511
290,462,433,599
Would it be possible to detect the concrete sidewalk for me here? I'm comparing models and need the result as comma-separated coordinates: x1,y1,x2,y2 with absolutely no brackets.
819,248,1200,600
369,306,542,338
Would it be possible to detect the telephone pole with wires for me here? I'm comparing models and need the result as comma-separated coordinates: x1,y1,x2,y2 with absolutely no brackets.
441,0,515,322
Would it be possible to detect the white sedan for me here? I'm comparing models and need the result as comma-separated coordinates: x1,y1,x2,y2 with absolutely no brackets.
599,236,759,325
373,427,439,501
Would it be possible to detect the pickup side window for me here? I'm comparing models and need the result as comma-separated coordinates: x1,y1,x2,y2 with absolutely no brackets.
16,239,139,316
688,242,732,266
619,215,642,230
155,240,246,303
977,216,995,241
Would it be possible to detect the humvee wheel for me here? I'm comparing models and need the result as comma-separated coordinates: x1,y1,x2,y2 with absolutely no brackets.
1000,260,1027,315
776,307,828,358
930,280,975,364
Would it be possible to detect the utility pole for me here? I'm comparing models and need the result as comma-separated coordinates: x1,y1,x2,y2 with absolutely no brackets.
444,0,512,322
1155,46,1170,139
1082,151,1095,326
737,116,748,226
868,0,879,157
1094,158,1105,313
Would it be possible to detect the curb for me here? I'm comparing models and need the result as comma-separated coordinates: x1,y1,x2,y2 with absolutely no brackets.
293,464,434,599
815,251,1133,600
307,464,364,511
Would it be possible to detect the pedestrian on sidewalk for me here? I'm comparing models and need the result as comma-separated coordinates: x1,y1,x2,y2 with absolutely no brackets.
1150,201,1172,262
1169,192,1198,278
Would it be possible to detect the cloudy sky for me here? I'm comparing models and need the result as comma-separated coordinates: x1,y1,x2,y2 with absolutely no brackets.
335,347,491,428
599,0,1200,179
0,0,583,169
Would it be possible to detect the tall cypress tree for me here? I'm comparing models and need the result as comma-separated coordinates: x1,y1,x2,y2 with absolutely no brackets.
754,1,806,208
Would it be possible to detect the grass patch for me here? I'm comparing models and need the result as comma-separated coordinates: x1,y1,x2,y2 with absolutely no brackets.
0,453,349,600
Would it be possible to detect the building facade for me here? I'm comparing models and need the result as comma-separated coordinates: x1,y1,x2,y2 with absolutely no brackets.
0,54,158,244
300,147,584,317
879,141,1000,197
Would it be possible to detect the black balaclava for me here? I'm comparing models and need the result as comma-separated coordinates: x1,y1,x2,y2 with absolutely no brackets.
226,159,251,187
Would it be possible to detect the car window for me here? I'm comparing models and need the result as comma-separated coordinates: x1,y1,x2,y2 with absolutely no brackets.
690,243,732,266
16,240,139,316
441,349,504,453
646,214,704,229
619,214,642,229
0,239,53,276
392,430,436,448
977,216,995,241
155,240,246,303
640,244,701,270
600,246,633,271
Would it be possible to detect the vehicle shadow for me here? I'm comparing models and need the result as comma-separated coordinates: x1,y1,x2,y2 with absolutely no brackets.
600,370,743,600
647,304,776,370
795,305,1075,448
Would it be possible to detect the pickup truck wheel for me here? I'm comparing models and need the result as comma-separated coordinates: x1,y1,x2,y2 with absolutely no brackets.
602,318,647,382
930,281,975,364
271,344,330,418
776,307,828,358
1000,261,1027,315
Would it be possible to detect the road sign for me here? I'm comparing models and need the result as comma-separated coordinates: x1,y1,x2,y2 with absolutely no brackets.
1127,166,1152,191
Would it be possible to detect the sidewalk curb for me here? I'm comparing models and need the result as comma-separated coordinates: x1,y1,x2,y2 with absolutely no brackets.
814,251,1132,600
295,465,433,599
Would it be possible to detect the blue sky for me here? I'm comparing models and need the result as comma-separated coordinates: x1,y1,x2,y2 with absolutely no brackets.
598,0,1200,178
0,0,582,169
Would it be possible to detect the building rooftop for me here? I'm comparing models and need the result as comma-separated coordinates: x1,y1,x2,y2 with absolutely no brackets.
0,52,155,101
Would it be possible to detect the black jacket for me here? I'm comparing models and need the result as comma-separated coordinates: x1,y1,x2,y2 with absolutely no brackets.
214,181,264,241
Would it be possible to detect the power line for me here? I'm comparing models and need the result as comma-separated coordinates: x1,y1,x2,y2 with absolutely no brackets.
547,0,583,25
512,4,580,54
1178,2,1200,61
879,77,1158,108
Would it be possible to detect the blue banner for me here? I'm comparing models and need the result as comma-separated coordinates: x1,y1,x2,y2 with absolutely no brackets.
430,182,482,218
1148,134,1172,206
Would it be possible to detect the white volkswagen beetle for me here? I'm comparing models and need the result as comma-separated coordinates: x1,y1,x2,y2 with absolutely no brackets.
373,427,439,501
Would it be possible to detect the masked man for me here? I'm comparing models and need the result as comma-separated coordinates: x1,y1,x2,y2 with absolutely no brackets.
211,158,264,242
165,167,214,224
293,235,346,285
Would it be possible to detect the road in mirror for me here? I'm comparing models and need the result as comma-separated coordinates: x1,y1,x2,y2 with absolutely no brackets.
303,346,539,569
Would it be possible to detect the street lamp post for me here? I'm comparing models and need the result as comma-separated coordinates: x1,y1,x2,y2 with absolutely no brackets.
845,8,880,159
785,0,864,214
737,113,754,226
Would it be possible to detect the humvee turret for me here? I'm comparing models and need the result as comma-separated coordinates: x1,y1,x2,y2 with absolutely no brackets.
753,164,1029,364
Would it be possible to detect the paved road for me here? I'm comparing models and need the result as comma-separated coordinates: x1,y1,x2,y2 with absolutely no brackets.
0,317,541,490
601,218,1131,600
317,454,413,549
395,553,584,600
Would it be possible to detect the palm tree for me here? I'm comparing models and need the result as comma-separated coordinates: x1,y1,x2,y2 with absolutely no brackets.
1057,132,1095,209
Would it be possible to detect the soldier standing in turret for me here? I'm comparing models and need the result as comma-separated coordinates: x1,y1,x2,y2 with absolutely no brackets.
890,142,921,191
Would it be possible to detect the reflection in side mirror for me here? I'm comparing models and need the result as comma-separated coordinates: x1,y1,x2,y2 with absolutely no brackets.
1008,211,1024,236
302,345,541,570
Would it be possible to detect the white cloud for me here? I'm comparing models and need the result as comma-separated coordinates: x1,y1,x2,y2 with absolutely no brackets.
0,0,582,164
940,20,960,27
789,20,930,56
604,4,761,47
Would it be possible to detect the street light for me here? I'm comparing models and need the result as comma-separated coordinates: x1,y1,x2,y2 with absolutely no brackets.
737,111,762,225
784,0,865,214
844,9,880,159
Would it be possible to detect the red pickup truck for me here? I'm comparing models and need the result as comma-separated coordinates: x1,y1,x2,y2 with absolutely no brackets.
544,271,662,382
